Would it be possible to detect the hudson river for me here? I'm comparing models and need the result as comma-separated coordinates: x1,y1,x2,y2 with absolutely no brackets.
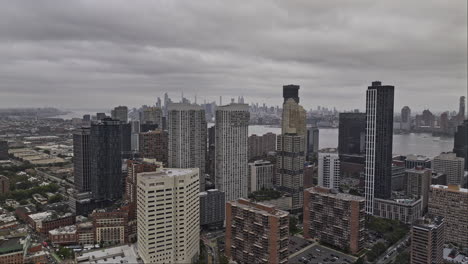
249,125,454,158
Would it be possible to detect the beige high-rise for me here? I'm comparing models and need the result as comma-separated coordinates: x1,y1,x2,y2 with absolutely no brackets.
137,168,200,264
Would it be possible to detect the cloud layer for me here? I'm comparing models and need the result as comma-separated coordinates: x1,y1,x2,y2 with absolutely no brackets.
0,0,466,112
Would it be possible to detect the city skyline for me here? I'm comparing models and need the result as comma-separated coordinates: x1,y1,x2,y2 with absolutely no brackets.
0,1,466,111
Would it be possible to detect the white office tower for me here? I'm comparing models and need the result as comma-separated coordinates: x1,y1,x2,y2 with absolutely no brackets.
248,160,274,193
215,103,250,202
137,168,200,264
433,153,465,186
318,149,340,190
167,103,207,191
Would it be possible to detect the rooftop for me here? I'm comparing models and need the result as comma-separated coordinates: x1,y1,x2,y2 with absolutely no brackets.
49,225,76,235
230,198,289,218
431,184,468,193
306,187,365,202
138,168,197,179
0,237,24,255
76,244,139,264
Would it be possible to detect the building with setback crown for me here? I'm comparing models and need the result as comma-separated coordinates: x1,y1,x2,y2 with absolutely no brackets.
303,187,366,255
277,85,307,212
167,103,207,191
428,185,468,248
215,103,249,202
411,216,445,264
364,81,394,214
137,168,200,264
225,199,289,264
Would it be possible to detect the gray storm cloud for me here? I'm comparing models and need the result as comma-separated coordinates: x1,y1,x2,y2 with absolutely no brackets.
0,0,466,111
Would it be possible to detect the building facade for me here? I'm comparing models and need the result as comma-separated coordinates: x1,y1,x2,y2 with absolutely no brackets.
406,167,431,212
111,106,128,123
428,185,468,248
90,119,122,201
365,81,394,214
248,160,274,193
453,120,468,170
248,132,276,160
167,103,207,191
225,199,289,264
140,106,163,128
373,198,422,224
303,187,365,255
0,140,8,160
306,126,319,161
0,175,10,195
215,103,250,202
138,129,168,166
137,168,200,264
199,189,225,229
73,127,91,193
338,112,366,156
411,216,444,264
432,153,464,186
317,149,340,190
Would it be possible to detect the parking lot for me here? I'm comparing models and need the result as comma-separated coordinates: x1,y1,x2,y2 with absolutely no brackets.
289,236,314,255
289,244,357,264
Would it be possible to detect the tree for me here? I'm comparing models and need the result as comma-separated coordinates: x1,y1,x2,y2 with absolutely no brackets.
220,255,229,264
289,216,300,234
48,194,63,203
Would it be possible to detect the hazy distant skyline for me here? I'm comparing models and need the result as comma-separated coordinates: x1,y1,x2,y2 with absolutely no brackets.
0,1,466,112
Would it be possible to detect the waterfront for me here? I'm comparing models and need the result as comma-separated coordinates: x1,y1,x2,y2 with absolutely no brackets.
249,125,454,158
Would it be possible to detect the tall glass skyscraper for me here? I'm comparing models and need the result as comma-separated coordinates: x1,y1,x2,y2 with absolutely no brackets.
364,81,394,214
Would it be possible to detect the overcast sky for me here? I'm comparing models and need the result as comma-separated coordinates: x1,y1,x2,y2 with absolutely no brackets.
0,0,466,112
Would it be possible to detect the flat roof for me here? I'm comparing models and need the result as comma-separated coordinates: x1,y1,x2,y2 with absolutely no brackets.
76,244,139,264
139,168,196,179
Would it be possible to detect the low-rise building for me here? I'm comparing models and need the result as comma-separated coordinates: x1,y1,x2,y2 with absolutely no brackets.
0,175,10,194
76,244,138,264
76,222,94,245
373,197,422,224
92,208,130,246
49,225,77,245
27,211,75,234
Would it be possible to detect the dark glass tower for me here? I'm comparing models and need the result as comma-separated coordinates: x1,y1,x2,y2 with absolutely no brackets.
338,113,366,155
364,81,394,214
90,118,123,201
73,127,91,192
283,84,300,103
454,120,468,170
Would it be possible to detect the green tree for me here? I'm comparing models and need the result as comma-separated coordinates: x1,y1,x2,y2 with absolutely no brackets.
48,194,63,203
220,254,229,264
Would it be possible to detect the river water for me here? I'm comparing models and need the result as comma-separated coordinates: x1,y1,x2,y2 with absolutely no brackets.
249,125,454,158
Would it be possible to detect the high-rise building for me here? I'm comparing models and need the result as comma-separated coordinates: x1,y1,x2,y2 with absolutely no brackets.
130,120,140,152
428,185,468,248
111,106,128,123
248,160,274,193
0,175,9,194
0,140,8,160
411,216,445,264
199,189,225,229
225,199,289,264
303,187,366,255
119,122,132,157
90,119,122,201
432,153,464,186
125,159,160,209
306,126,320,161
139,130,168,166
73,127,91,193
364,81,394,214
215,103,249,202
401,106,411,132
140,106,163,127
167,103,207,191
338,112,366,156
277,85,307,212
406,167,431,212
248,133,276,160
317,149,340,190
454,120,468,170
96,113,107,120
137,168,200,264
459,96,466,121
